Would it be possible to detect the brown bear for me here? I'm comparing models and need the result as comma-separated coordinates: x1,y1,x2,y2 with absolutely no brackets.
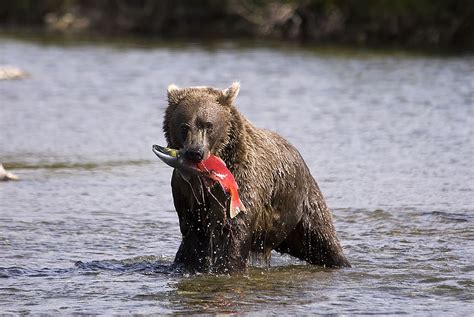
163,82,350,273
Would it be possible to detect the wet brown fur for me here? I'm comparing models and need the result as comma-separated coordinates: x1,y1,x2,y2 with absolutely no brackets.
163,83,350,273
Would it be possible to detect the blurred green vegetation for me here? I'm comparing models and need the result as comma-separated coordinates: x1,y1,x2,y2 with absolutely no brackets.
0,0,472,50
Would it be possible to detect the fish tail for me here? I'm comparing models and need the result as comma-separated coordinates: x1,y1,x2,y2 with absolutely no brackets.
229,191,246,218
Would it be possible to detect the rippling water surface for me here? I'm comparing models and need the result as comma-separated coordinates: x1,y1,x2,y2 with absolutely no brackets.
1,35,473,314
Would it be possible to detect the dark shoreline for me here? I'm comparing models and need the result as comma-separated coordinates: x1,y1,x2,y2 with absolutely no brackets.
1,28,471,57
1,1,473,52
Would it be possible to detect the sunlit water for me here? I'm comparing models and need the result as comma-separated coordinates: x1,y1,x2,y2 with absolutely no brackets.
1,36,473,314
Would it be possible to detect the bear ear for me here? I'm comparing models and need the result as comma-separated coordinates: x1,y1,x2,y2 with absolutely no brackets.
167,84,182,104
167,84,179,93
221,82,240,105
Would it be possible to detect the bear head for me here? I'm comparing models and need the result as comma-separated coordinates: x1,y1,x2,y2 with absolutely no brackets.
163,82,240,162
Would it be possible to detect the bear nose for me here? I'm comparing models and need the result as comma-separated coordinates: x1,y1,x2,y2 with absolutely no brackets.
185,148,204,162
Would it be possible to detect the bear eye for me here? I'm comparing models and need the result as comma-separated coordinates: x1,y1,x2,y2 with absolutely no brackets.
204,122,213,132
180,124,190,138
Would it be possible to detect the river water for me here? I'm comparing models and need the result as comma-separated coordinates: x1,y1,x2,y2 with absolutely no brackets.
1,35,473,314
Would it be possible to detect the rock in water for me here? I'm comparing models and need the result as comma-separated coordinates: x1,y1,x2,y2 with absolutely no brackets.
0,66,29,80
0,164,19,181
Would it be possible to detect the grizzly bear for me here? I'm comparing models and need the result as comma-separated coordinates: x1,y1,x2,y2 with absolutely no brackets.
162,82,350,273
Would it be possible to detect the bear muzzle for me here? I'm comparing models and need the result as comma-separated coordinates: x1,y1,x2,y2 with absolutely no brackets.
184,147,205,162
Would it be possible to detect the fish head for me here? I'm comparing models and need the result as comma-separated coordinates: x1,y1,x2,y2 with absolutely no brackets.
152,144,203,175
152,145,181,169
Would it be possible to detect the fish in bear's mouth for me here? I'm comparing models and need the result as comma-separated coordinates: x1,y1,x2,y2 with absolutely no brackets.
152,144,245,218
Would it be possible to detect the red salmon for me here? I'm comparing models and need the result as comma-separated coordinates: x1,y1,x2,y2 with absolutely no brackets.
152,145,245,218
196,155,245,218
